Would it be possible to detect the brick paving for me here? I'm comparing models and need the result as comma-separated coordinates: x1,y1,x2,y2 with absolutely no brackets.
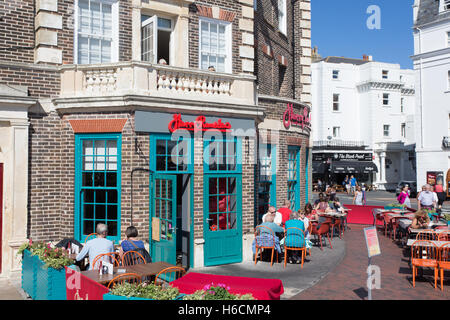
291,224,450,300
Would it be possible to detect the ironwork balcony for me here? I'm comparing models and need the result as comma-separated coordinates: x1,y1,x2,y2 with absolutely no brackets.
57,61,257,113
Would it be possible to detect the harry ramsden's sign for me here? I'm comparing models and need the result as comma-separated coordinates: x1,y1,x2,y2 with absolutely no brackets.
168,114,232,133
282,103,311,130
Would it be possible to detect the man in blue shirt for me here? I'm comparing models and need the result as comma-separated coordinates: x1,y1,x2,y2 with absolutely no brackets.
350,175,358,195
76,223,115,270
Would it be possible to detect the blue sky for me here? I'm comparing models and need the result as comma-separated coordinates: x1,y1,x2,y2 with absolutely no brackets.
311,0,414,69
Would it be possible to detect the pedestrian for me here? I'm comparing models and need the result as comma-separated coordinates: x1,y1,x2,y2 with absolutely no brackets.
417,184,437,211
353,186,364,206
317,179,323,192
397,185,411,208
350,175,358,195
343,175,350,194
434,180,446,210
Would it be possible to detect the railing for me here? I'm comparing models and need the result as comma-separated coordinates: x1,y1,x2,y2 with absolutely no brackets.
313,140,368,150
59,61,256,106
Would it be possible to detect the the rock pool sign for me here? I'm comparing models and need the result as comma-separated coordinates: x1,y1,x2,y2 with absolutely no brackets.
282,103,311,131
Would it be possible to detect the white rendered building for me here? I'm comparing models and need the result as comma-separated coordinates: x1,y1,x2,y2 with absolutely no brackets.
312,55,416,190
412,0,450,190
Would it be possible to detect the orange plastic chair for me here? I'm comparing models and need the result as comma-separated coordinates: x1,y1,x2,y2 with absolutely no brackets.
154,266,186,288
439,243,450,291
254,226,279,266
92,252,120,270
411,240,439,289
330,217,343,239
283,228,306,268
84,233,98,244
416,230,438,241
311,221,333,250
107,273,141,289
122,250,146,266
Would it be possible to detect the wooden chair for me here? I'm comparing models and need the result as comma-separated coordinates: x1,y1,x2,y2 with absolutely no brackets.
254,226,279,266
283,228,306,268
154,266,186,288
411,240,439,289
439,243,450,291
92,252,120,270
107,273,141,289
310,221,333,250
122,250,146,266
416,230,438,241
84,233,97,244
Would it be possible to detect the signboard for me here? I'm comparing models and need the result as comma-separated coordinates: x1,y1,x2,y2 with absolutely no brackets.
282,103,311,130
313,152,373,162
363,227,381,258
168,114,231,133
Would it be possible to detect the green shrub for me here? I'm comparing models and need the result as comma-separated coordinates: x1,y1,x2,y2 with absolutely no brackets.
109,282,180,300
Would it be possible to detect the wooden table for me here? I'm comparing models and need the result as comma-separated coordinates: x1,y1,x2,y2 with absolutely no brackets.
80,261,176,286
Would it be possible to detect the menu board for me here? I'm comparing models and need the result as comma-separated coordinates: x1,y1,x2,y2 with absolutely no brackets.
364,227,381,258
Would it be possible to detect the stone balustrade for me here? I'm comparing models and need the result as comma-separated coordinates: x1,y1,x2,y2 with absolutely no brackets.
59,61,256,107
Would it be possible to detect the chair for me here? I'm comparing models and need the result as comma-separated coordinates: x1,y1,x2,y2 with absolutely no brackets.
283,228,306,268
439,243,450,291
411,240,439,289
416,230,438,241
254,226,279,266
310,221,333,250
330,217,343,239
154,266,186,288
92,252,120,270
122,250,146,266
107,273,141,289
84,233,97,244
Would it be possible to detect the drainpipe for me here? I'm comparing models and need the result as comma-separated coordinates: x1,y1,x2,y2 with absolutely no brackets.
415,26,424,149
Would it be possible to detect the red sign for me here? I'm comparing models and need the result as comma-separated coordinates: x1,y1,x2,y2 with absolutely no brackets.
65,267,110,300
168,114,232,133
282,103,311,130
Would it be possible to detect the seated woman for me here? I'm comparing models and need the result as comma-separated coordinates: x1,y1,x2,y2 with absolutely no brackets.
285,211,306,264
303,203,319,221
410,210,431,229
119,226,146,259
314,195,333,214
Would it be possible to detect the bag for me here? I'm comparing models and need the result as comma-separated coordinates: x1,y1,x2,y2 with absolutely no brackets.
128,240,152,264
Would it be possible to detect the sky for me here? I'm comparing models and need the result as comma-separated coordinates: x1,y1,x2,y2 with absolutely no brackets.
311,0,415,69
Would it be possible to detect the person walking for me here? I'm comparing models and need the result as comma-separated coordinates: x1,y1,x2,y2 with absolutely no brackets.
350,175,358,195
343,175,350,194
397,185,411,208
353,186,364,206
434,180,446,210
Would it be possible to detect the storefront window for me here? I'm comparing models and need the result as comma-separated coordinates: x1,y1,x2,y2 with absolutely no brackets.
76,134,121,242
256,143,276,225
152,135,192,173
208,177,238,231
204,135,241,173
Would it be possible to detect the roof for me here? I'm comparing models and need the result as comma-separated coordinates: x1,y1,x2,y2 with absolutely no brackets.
317,56,370,66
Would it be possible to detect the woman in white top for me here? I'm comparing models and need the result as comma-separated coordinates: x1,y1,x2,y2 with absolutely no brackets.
353,186,364,205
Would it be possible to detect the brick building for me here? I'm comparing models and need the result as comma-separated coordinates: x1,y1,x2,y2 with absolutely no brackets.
0,0,311,279
254,0,312,223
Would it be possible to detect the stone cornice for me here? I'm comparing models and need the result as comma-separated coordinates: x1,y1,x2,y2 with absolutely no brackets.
356,80,408,92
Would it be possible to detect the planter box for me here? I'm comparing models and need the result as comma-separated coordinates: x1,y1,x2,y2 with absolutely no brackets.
21,249,70,300
103,293,185,300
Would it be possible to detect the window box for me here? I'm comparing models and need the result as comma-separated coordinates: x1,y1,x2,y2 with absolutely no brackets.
103,293,186,300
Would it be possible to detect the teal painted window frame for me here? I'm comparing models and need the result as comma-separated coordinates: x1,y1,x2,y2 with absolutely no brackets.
74,133,122,243
150,134,194,174
255,143,277,226
287,146,301,212
203,135,242,174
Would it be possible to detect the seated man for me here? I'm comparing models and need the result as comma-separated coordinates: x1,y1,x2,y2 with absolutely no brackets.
284,211,306,264
76,223,115,270
261,206,283,226
252,214,284,259
277,200,293,227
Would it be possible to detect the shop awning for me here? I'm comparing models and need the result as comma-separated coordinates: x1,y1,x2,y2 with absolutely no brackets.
312,162,327,174
330,161,378,174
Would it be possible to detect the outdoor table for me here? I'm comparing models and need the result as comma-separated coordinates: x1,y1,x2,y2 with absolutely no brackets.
80,261,175,286
170,272,284,300
406,239,450,247
408,226,449,234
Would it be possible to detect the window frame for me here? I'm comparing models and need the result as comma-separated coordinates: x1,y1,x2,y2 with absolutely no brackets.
440,0,450,13
74,133,122,243
333,126,341,138
383,125,390,137
203,135,242,174
198,17,232,74
256,143,277,226
73,0,119,65
382,93,390,106
287,146,301,212
150,133,194,174
333,93,340,111
141,15,174,64
332,70,340,80
382,70,389,79
401,123,406,138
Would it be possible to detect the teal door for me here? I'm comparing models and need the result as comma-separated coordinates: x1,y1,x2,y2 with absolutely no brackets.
151,174,177,265
203,175,242,266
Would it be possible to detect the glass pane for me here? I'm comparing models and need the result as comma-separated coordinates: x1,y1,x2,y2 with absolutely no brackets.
108,221,117,237
156,156,166,171
82,172,93,186
156,140,166,155
158,17,171,29
106,172,117,187
96,190,106,204
228,212,237,230
83,140,94,155
89,38,100,64
94,172,105,187
107,190,118,204
107,205,117,220
83,220,94,235
84,204,94,219
209,196,218,213
96,204,106,219
84,189,95,203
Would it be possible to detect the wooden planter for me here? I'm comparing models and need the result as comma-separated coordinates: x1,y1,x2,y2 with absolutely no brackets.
21,249,70,300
